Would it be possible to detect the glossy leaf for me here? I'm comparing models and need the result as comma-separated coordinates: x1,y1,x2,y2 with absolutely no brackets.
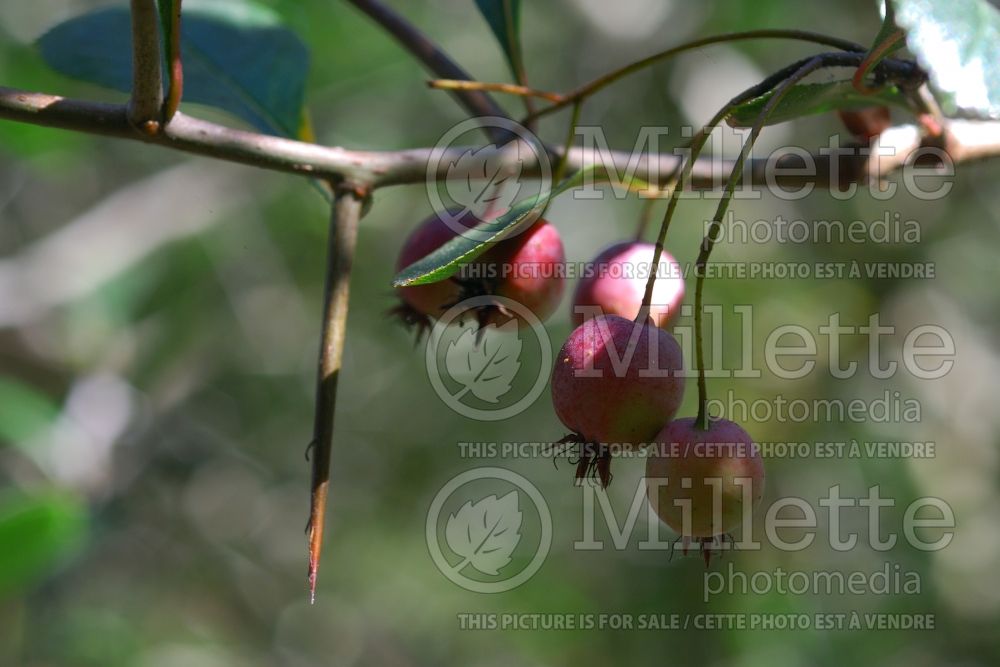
891,0,1000,118
37,2,310,137
727,80,912,127
474,0,525,80
0,493,87,597
393,166,601,287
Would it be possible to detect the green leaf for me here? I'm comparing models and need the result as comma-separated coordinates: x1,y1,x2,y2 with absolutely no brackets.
891,0,1000,118
0,378,59,446
394,167,600,287
37,1,310,137
0,492,87,597
474,0,525,81
727,81,912,128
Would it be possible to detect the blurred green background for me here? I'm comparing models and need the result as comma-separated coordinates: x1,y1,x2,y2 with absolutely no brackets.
2,0,999,665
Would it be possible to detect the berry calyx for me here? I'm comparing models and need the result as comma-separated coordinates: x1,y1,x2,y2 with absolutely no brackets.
645,417,764,562
551,315,685,485
571,241,684,328
392,211,566,335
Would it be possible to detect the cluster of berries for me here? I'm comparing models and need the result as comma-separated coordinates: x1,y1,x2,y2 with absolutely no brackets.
394,210,764,560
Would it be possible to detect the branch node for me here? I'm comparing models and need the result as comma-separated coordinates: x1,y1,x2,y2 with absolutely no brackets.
334,180,373,202
140,119,161,137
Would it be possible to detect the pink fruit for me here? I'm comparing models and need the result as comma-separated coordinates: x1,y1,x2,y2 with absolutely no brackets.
394,210,473,320
484,218,566,324
551,315,684,485
645,417,764,561
571,242,684,328
838,106,891,143
393,211,565,332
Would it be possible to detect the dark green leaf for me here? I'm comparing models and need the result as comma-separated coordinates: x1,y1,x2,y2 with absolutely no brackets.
727,81,912,128
394,167,599,287
891,0,1000,118
0,378,59,446
37,2,310,137
0,493,87,597
474,0,525,81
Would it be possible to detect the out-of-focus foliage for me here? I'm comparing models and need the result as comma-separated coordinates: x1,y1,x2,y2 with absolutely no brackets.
892,0,1000,118
37,2,310,136
0,492,85,597
474,0,525,80
0,377,58,444
1,1,999,666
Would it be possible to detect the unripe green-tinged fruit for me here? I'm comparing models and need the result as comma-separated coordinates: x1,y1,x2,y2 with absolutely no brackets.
645,417,764,540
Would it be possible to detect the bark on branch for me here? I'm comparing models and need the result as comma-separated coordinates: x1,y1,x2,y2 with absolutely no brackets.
307,187,365,603
0,85,993,192
127,0,164,129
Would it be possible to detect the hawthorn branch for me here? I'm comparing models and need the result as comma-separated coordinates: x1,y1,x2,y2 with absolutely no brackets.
344,0,512,142
127,0,164,130
428,79,565,104
1,85,998,191
0,89,378,185
524,30,866,122
307,186,365,603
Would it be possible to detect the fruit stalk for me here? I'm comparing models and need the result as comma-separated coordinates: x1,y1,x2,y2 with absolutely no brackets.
307,186,366,602
523,30,864,123
633,197,658,241
552,101,583,189
636,104,729,321
635,51,917,324
693,56,825,430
